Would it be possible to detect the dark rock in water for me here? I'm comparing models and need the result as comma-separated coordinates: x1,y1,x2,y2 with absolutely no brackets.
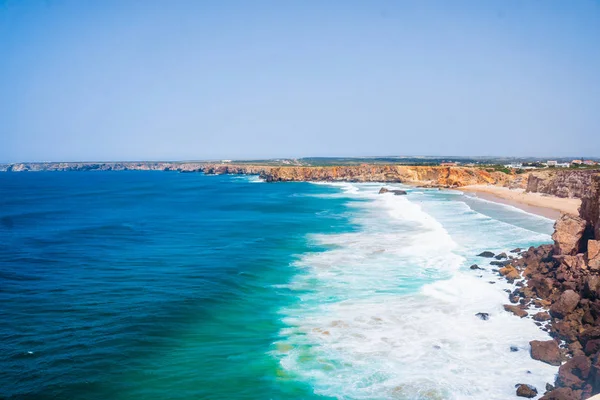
516,384,538,398
470,264,483,270
489,281,496,284
504,289,512,293
533,312,551,322
530,340,562,366
495,252,508,260
490,260,511,266
378,187,407,195
545,383,555,392
510,248,522,253
475,312,489,320
504,304,527,317
511,346,519,352
478,251,495,258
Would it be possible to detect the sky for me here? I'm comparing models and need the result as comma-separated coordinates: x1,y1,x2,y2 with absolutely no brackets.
1,0,599,162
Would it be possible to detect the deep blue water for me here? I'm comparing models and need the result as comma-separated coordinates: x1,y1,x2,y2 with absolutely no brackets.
1,172,557,400
0,172,350,400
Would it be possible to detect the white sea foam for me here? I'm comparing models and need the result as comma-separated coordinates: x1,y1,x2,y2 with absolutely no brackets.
274,183,557,399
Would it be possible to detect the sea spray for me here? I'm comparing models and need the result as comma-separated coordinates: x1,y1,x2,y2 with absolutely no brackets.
275,183,557,399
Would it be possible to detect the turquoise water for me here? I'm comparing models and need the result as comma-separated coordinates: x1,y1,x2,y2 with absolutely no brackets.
1,173,557,399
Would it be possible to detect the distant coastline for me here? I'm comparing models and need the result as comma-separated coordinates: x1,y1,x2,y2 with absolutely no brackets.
3,161,598,221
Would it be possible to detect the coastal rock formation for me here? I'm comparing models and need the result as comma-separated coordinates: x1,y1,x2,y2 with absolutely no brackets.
378,187,408,195
530,340,562,366
498,174,600,399
580,174,600,240
259,165,511,187
516,384,539,398
552,215,588,255
526,170,598,199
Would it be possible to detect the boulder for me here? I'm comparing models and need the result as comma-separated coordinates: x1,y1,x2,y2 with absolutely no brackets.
539,388,581,400
378,187,407,195
583,275,600,299
475,312,489,320
495,252,508,260
478,251,495,258
530,340,562,366
552,214,587,255
470,264,483,270
557,355,591,389
499,265,520,280
533,312,551,322
584,339,600,355
588,240,600,270
557,254,587,271
504,304,528,318
510,247,522,253
550,290,581,318
516,384,538,398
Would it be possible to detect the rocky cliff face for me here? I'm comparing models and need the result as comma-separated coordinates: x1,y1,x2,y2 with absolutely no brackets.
527,170,598,199
580,174,600,241
258,165,511,186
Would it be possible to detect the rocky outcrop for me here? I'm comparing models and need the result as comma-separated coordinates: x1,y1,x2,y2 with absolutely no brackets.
580,174,600,241
526,170,598,199
530,340,562,366
259,165,511,187
552,215,588,255
378,187,407,195
499,194,600,397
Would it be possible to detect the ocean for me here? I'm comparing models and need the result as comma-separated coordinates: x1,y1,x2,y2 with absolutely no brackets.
0,172,558,400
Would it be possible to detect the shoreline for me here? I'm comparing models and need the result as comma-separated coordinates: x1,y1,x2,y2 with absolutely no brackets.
458,185,581,220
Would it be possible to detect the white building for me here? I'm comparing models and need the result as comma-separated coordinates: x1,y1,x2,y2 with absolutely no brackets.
504,163,523,169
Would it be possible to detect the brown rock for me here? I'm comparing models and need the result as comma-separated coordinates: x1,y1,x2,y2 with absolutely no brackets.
557,355,591,389
558,254,587,271
584,339,600,355
583,275,600,299
539,387,581,400
549,290,581,318
552,214,587,255
588,239,600,270
516,384,538,398
530,340,562,366
533,311,551,321
504,304,528,318
499,265,521,280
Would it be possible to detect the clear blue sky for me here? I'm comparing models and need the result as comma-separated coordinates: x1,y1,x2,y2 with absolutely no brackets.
1,0,599,162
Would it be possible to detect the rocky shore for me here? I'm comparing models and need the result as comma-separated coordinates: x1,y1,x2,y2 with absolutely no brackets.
487,173,600,399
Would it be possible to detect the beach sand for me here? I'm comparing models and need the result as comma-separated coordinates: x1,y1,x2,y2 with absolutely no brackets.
458,185,581,220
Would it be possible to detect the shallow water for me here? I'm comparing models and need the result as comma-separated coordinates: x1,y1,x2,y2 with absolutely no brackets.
0,173,556,399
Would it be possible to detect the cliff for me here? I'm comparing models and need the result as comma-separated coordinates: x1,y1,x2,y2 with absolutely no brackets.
580,174,600,240
526,170,598,199
258,165,511,186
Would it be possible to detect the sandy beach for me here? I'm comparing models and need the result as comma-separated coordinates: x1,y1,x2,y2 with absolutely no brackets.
458,185,581,220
